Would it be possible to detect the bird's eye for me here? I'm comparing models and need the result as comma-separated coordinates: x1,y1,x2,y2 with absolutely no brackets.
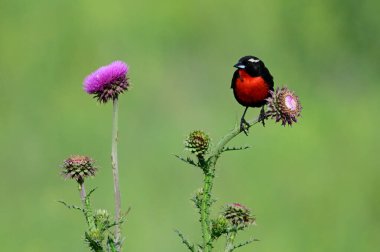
248,58,260,63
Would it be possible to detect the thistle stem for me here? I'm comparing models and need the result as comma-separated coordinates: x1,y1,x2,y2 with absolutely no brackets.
111,98,122,250
199,116,260,252
224,232,237,252
84,189,96,230
79,182,86,206
200,168,215,252
210,117,259,162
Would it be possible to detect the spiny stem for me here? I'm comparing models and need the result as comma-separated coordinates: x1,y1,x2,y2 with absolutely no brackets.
79,182,86,206
84,189,96,230
210,117,259,162
111,98,122,251
224,232,237,252
199,116,260,252
200,168,214,252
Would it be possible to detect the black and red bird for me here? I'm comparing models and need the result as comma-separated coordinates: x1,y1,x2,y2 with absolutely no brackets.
231,56,274,133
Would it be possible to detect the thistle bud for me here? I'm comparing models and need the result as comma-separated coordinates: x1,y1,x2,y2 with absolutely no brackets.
266,87,302,126
211,216,229,239
185,130,211,156
94,209,111,229
223,203,255,227
85,229,104,250
61,155,97,184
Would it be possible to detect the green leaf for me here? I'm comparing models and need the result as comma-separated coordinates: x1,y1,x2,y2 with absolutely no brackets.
86,187,97,199
232,237,258,250
58,200,83,212
107,236,117,252
174,155,199,167
175,229,196,252
222,146,250,153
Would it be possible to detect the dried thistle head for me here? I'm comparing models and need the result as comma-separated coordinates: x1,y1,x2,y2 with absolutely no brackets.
266,87,302,126
223,203,255,227
61,155,97,184
185,130,211,156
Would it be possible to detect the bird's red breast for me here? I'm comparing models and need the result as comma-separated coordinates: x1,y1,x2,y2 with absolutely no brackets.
233,69,271,107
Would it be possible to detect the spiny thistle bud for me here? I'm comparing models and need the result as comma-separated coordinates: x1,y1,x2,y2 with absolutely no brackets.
61,155,97,184
84,61,129,103
211,216,229,239
185,130,211,156
85,229,104,250
266,87,302,126
94,209,111,230
223,203,255,227
87,229,103,241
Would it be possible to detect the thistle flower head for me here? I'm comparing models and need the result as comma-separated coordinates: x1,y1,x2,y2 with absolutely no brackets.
83,61,129,103
223,203,255,227
185,130,211,156
266,87,302,126
61,155,97,184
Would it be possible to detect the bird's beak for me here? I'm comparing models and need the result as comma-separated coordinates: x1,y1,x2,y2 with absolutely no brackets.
233,63,245,69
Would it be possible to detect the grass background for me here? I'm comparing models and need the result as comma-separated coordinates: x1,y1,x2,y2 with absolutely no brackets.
0,0,379,251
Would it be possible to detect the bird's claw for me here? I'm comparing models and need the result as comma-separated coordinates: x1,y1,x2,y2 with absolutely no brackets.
258,107,267,127
240,118,250,135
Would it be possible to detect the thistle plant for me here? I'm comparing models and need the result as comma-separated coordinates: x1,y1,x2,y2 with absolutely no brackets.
84,60,129,250
60,155,122,251
59,61,130,252
175,86,302,252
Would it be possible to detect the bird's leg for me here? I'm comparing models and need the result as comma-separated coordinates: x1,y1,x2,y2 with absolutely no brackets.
240,107,250,135
258,106,267,127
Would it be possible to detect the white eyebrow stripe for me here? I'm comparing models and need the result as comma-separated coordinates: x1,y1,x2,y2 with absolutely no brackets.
248,58,260,63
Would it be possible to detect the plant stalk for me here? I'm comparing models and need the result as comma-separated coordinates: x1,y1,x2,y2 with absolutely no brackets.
83,188,96,230
79,182,86,206
209,117,259,163
224,232,237,252
199,116,260,251
111,98,122,251
200,168,214,252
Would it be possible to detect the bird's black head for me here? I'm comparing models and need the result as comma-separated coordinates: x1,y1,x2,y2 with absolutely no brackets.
233,55,266,77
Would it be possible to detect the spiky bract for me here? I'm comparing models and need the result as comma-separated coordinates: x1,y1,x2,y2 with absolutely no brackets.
223,203,255,227
185,130,211,156
61,155,97,184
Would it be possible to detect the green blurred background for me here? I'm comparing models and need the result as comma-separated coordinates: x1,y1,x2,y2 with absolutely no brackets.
1,0,379,251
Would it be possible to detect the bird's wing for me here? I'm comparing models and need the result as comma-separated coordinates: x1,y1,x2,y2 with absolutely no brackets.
261,67,274,89
231,70,240,89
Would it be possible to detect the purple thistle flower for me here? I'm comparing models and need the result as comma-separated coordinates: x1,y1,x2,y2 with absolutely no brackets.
83,61,129,103
266,86,302,126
